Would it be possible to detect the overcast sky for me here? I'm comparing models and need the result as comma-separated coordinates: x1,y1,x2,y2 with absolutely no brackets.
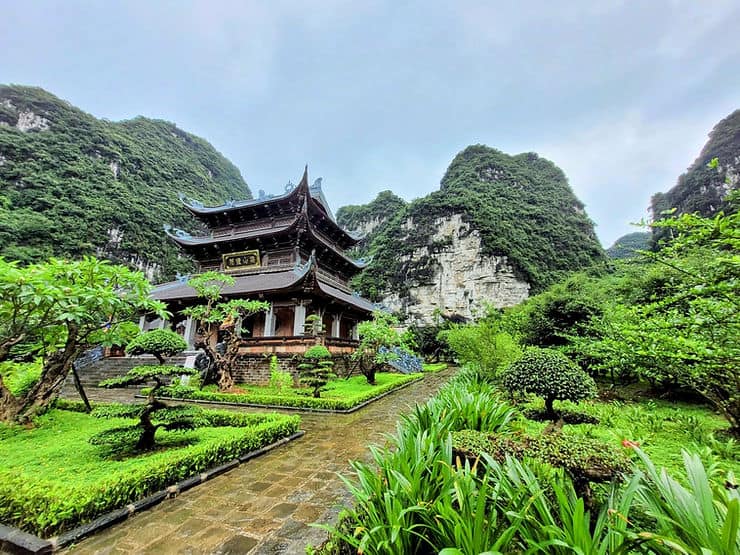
2,1,738,246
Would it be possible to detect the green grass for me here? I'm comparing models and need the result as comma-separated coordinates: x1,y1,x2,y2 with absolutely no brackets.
422,362,448,373
515,397,740,477
0,407,300,536
156,372,422,411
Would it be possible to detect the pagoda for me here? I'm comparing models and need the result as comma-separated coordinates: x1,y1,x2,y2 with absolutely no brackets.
147,168,376,360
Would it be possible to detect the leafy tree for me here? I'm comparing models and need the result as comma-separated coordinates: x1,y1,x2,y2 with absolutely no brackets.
353,311,405,385
583,199,740,433
0,256,165,423
501,348,597,421
508,273,605,348
182,272,269,391
298,345,335,398
439,309,522,381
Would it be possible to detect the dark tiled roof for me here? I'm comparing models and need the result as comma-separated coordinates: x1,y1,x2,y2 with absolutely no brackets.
317,281,377,313
164,216,298,246
151,268,307,301
151,265,377,315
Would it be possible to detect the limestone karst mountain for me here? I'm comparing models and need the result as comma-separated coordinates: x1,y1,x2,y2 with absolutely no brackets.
0,85,251,280
337,145,606,324
651,110,740,222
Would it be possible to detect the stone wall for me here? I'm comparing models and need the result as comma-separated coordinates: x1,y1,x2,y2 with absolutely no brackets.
70,352,354,389
382,213,530,324
233,353,353,385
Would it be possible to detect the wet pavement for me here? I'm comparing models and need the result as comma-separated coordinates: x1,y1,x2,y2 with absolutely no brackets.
62,369,455,554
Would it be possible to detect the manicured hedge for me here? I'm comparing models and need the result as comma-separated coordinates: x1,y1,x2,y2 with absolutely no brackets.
0,407,300,537
154,373,423,411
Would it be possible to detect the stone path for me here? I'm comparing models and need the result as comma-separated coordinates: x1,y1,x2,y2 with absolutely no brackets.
63,369,454,554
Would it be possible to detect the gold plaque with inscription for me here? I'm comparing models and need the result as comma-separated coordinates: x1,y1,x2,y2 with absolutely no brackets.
222,250,261,271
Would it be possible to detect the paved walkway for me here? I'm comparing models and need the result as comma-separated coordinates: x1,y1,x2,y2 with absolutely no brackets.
64,369,455,554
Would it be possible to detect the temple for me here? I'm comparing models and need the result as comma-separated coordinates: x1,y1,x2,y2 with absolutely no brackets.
147,168,376,357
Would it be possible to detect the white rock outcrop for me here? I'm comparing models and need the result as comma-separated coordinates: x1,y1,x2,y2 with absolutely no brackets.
16,110,50,132
381,214,529,325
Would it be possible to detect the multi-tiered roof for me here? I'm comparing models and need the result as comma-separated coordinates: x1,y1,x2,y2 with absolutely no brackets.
152,168,375,315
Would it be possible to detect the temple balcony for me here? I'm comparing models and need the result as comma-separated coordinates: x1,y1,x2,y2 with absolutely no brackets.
238,335,359,355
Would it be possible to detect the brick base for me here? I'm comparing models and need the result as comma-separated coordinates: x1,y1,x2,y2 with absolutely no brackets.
233,353,355,385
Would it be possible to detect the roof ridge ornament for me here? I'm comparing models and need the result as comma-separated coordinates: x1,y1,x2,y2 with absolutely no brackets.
163,224,193,239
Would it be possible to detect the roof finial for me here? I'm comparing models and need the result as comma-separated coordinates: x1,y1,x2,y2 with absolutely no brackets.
300,165,309,186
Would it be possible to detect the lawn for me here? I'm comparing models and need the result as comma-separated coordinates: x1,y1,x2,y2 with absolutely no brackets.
155,371,423,411
422,362,448,372
516,396,740,478
0,406,300,537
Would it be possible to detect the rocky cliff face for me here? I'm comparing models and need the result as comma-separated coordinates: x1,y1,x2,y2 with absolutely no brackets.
381,214,529,324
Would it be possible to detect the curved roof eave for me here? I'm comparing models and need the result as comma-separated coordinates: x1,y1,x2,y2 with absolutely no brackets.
163,216,300,247
178,167,311,216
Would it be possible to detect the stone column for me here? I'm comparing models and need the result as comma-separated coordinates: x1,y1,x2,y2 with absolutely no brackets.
293,303,306,336
138,315,147,332
183,316,197,350
331,315,341,338
159,318,168,330
264,303,275,337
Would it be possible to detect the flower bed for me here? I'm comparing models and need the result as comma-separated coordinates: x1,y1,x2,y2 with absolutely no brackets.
153,372,423,411
0,406,300,537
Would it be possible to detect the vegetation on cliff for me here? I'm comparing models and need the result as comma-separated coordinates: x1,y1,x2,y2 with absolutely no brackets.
336,190,407,251
346,145,605,300
651,109,739,238
0,85,251,279
605,231,650,259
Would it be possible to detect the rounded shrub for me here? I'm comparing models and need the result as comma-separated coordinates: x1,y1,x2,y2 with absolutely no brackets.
501,347,596,420
126,329,187,363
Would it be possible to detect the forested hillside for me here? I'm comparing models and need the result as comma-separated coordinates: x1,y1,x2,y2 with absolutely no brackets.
336,190,406,251
651,109,739,221
0,85,251,279
606,232,650,259
347,145,605,303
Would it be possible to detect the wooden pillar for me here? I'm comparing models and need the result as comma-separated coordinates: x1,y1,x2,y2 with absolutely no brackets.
264,303,275,337
138,315,147,332
183,316,197,350
351,322,359,341
293,303,306,336
331,314,341,338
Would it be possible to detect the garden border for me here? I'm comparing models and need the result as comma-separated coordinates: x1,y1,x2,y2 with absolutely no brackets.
0,431,305,554
136,373,424,414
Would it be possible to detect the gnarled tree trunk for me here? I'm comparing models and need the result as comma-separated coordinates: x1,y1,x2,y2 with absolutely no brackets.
0,327,83,423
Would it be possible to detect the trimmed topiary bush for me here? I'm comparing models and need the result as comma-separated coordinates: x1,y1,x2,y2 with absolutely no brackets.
501,347,596,421
452,429,630,505
93,329,193,451
125,329,187,363
298,345,336,398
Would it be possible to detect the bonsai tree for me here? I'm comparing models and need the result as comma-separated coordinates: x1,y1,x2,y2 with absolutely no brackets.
91,330,201,451
353,311,404,385
501,347,596,422
182,272,269,391
126,328,188,364
298,345,335,398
